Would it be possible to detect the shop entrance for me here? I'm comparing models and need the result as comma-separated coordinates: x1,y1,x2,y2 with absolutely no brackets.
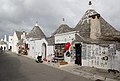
75,43,82,65
42,43,47,59
54,44,65,62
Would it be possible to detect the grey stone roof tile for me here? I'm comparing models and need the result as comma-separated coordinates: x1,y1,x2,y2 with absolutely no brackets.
75,9,120,41
26,26,46,39
52,24,75,36
46,36,55,46
16,31,23,40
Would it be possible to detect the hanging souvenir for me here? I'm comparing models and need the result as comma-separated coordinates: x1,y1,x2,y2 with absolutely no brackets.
64,42,71,50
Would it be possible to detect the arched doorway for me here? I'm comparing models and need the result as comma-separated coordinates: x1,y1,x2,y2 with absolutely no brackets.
42,43,47,59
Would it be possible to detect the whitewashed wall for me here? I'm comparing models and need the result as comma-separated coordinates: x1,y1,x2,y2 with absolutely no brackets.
47,46,54,55
82,43,120,71
110,50,120,71
116,51,120,71
28,39,43,59
82,44,89,66
46,46,54,61
27,40,35,59
8,36,13,50
27,38,52,60
12,32,19,53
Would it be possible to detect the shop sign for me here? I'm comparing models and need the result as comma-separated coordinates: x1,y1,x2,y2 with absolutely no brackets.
55,32,76,44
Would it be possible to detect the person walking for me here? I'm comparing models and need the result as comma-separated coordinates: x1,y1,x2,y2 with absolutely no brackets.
0,46,3,54
4,47,6,53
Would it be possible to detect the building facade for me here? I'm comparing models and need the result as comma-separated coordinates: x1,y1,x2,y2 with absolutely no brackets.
50,1,120,70
12,31,23,53
25,23,54,60
8,36,13,51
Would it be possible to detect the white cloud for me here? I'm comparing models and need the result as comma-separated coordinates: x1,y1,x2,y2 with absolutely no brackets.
0,0,120,38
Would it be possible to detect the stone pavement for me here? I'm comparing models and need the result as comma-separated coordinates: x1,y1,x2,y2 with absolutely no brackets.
18,56,120,81
60,65,120,81
43,62,120,81
6,51,120,81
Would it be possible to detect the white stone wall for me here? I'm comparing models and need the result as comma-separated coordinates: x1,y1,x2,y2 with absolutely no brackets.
81,43,120,71
82,44,109,69
109,50,120,71
8,36,13,50
47,46,54,55
12,32,19,53
116,51,120,71
27,38,49,60
27,40,36,59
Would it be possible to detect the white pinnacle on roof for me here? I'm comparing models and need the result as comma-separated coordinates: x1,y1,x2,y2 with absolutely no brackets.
26,22,46,39
88,0,93,10
35,21,39,26
61,18,66,25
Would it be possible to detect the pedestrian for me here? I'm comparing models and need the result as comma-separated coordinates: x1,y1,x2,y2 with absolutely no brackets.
36,56,43,63
4,47,6,52
0,46,3,54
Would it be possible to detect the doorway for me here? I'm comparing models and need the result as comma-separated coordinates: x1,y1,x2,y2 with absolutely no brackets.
42,43,47,59
75,43,82,65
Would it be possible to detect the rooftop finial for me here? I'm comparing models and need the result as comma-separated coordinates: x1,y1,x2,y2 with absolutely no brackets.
62,18,65,24
88,0,93,9
89,0,92,5
35,21,38,26
63,18,65,22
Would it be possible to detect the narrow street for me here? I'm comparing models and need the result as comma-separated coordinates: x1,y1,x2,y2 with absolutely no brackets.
0,51,93,81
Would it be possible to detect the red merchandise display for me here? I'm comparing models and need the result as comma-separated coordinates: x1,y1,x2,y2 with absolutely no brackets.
64,42,71,50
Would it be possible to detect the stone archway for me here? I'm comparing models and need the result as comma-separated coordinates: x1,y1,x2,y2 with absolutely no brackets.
42,43,47,59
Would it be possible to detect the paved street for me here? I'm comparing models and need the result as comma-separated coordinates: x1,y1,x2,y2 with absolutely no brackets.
0,52,93,81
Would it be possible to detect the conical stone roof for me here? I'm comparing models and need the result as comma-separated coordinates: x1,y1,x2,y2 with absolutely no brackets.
75,9,120,40
52,24,75,36
16,31,23,40
27,25,46,39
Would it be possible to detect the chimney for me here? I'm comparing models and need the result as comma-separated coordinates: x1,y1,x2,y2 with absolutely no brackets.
89,14,101,39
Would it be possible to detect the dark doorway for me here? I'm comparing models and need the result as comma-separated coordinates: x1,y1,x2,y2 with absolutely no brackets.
75,43,82,65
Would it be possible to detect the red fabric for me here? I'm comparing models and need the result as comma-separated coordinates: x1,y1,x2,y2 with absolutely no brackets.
64,42,71,50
